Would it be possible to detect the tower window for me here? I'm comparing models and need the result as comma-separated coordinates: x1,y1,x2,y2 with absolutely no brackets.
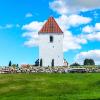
50,36,53,43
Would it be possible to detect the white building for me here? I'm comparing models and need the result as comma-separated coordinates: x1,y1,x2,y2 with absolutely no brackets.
38,16,63,67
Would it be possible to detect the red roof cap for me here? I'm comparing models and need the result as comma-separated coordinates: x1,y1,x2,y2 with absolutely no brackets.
38,16,63,34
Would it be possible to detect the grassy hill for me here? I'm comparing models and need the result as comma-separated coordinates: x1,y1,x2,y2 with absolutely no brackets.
0,73,100,100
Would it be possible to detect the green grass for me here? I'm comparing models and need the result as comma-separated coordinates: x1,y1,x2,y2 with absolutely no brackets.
0,73,100,100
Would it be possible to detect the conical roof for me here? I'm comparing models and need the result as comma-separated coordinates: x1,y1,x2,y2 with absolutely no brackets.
38,16,63,34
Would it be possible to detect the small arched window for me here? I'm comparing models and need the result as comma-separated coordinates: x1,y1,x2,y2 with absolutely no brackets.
50,36,53,43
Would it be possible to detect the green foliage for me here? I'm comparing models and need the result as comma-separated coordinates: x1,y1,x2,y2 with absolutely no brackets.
8,61,12,66
84,58,95,65
70,62,80,66
12,64,17,69
16,64,19,67
70,65,96,69
0,73,100,100
35,59,39,66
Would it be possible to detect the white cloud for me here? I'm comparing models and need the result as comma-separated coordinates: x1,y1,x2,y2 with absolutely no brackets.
22,32,39,47
23,37,39,47
86,32,100,41
22,21,44,47
63,31,87,51
25,13,33,18
82,23,100,41
0,24,21,29
22,21,44,31
56,15,91,29
49,0,69,14
82,25,93,33
95,23,100,31
49,0,100,14
0,24,13,29
5,24,13,28
68,15,91,26
75,50,100,65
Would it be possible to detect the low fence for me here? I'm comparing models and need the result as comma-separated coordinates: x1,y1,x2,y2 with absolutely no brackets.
0,66,100,74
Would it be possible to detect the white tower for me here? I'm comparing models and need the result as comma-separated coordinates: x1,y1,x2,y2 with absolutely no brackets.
38,17,63,67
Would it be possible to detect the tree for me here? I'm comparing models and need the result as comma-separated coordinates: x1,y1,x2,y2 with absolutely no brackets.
16,64,19,68
35,59,39,66
70,62,80,66
9,61,12,66
40,59,42,66
12,64,17,69
83,58,95,65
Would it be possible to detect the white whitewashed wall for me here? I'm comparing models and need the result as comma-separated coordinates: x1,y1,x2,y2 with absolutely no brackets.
39,33,63,67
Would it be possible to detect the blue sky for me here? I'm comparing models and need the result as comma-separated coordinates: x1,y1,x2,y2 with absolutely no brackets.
0,0,100,66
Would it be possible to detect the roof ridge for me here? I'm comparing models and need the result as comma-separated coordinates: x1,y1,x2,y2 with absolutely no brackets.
38,16,63,34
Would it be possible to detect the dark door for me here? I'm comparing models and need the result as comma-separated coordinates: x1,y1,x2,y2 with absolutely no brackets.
51,59,54,66
40,59,42,66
